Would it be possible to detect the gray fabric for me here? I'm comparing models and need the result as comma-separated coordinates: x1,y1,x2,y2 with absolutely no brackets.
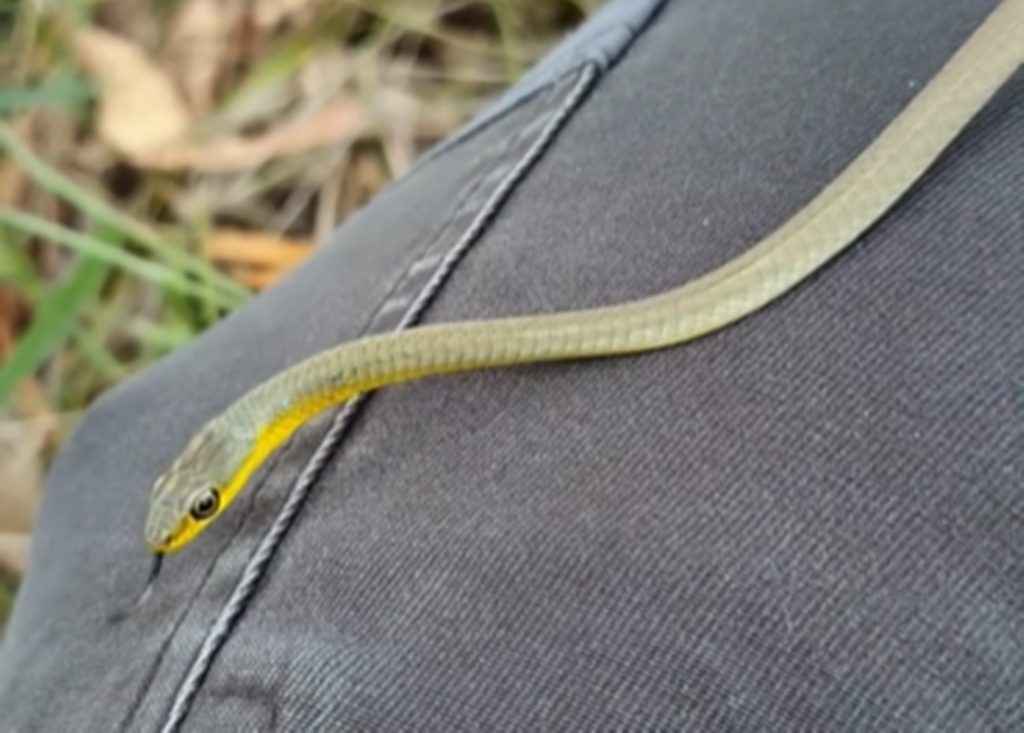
159,65,602,733
2,0,1022,729
423,0,666,160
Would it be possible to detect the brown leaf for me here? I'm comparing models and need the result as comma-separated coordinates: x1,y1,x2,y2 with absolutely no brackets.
0,533,29,577
338,151,388,216
137,99,365,172
205,228,313,269
0,158,27,209
253,0,325,30
165,0,247,115
297,49,353,101
74,27,191,159
0,288,25,362
371,87,468,170
0,118,31,208
0,413,53,534
205,228,314,290
227,268,288,291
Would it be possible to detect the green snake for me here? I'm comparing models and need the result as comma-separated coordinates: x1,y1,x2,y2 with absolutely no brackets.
145,0,1024,557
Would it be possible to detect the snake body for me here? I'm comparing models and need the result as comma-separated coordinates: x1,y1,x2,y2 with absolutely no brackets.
146,0,1024,555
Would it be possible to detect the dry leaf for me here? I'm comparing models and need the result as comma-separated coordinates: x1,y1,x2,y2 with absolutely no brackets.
0,289,25,362
0,413,54,534
138,99,364,172
74,27,191,159
205,228,313,290
205,228,312,269
0,533,29,577
0,156,27,209
298,49,352,102
377,87,464,136
338,152,388,216
314,172,343,243
0,117,31,208
254,0,325,30
165,0,247,115
228,268,288,290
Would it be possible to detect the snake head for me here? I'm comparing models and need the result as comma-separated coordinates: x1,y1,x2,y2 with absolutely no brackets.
145,424,228,554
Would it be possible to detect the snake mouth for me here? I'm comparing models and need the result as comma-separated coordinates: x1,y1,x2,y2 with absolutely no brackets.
149,513,210,554
144,517,174,552
149,532,178,554
144,510,183,553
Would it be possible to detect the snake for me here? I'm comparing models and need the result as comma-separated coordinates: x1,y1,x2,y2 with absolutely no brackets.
144,0,1023,558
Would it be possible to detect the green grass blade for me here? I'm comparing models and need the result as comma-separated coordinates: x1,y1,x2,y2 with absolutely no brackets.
488,1,525,81
0,250,109,408
0,73,95,114
0,207,238,307
0,228,44,300
0,121,250,303
71,329,127,383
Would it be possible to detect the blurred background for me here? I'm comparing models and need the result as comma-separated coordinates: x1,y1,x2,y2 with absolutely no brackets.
0,0,603,628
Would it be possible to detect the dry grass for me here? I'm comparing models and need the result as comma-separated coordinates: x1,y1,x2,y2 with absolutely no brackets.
0,0,603,626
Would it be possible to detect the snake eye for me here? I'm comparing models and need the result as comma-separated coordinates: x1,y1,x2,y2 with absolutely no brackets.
189,488,220,520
